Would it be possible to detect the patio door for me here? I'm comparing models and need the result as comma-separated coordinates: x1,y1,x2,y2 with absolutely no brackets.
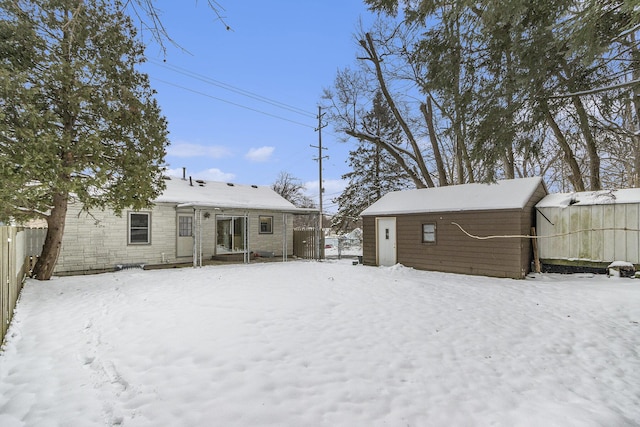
216,216,246,253
177,214,194,257
376,217,397,266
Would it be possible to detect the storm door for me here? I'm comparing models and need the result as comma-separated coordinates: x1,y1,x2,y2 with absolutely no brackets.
177,214,194,257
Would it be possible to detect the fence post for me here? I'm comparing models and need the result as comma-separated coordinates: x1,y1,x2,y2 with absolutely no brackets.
1,227,13,343
1,226,31,346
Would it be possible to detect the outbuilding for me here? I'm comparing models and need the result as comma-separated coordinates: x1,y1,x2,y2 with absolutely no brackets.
536,188,640,272
360,177,547,278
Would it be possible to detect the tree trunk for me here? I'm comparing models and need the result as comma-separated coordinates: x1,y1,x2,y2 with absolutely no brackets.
346,130,427,188
541,100,585,191
420,98,448,186
33,7,74,281
451,19,465,185
504,47,516,180
560,58,600,190
32,192,69,280
460,126,475,183
374,141,381,198
571,95,601,190
361,33,435,187
629,33,640,187
504,148,515,179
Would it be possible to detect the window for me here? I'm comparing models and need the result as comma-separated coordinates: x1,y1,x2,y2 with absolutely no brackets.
422,223,436,243
178,216,192,237
129,212,150,244
259,216,273,234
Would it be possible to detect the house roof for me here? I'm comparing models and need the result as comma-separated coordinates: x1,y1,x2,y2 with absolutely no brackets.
155,176,316,213
360,177,545,216
536,188,640,208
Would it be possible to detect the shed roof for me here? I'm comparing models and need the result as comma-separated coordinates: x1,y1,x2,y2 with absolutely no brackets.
155,176,315,213
536,188,640,208
360,177,544,216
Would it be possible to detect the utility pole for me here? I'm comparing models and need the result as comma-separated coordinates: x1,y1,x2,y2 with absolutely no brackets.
311,106,328,260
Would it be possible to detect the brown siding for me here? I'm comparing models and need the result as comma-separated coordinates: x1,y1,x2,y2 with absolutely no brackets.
362,216,377,266
394,210,527,278
521,182,548,272
361,181,547,279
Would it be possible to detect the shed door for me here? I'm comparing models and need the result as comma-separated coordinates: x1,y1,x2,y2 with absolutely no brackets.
177,214,194,258
376,217,397,266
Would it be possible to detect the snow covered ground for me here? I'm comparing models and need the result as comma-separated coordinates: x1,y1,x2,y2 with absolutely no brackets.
1,260,639,426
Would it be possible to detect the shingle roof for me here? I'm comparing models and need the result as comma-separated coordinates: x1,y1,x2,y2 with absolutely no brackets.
155,177,314,213
361,177,544,216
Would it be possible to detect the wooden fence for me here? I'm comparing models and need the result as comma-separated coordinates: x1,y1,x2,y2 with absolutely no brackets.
1,227,46,345
293,228,324,260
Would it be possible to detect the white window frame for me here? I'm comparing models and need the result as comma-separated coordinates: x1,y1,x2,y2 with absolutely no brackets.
422,223,436,244
259,215,273,234
128,211,151,245
178,215,193,237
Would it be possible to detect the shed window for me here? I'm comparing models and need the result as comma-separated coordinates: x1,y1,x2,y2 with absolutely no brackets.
259,216,273,234
422,223,436,243
129,212,151,244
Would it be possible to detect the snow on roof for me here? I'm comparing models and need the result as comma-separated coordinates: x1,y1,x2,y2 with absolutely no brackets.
536,188,640,208
155,176,312,212
360,177,544,216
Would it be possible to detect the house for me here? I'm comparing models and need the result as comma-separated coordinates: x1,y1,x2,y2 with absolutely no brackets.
360,177,547,279
54,176,316,275
535,188,640,272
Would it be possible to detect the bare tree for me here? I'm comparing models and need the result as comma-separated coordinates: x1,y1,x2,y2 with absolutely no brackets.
125,0,230,55
324,22,455,189
271,172,315,209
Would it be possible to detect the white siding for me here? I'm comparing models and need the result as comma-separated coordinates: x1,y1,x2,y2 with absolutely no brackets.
248,212,292,255
56,204,297,274
603,204,616,261
626,204,639,262
55,202,178,274
537,203,640,264
217,209,294,256
590,204,604,262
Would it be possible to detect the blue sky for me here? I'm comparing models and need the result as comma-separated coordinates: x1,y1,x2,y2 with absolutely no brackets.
138,1,377,211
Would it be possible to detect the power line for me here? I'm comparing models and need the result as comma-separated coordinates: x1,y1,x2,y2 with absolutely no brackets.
148,61,349,142
148,59,317,119
150,77,316,129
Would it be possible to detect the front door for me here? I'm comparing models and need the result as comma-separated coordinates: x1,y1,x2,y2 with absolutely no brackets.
376,217,397,266
177,214,194,257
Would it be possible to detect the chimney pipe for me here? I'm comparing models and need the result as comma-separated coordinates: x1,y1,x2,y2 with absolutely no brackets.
189,176,193,186
182,167,186,180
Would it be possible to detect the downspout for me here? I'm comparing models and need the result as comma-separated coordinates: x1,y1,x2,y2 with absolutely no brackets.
282,212,287,262
244,211,250,264
198,209,203,267
192,208,203,268
192,208,197,268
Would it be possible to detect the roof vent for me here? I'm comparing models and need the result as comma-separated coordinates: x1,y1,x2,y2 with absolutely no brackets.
251,185,258,188
195,179,205,187
227,182,235,187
